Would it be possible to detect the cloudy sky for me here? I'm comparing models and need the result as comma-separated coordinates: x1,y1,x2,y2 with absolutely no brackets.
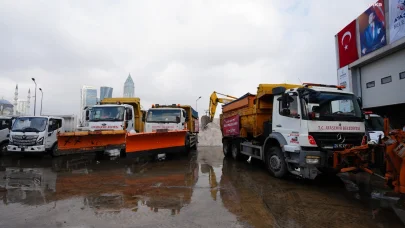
0,0,375,118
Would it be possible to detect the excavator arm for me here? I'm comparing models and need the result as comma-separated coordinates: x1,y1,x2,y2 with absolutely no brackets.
209,91,237,122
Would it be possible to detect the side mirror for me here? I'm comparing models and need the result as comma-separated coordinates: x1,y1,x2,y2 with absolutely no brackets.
142,115,145,122
185,117,189,122
176,116,181,123
282,108,291,116
281,93,291,109
357,97,363,108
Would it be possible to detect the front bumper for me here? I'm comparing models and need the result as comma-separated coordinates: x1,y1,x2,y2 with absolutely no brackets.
7,145,46,153
296,149,334,179
298,149,333,168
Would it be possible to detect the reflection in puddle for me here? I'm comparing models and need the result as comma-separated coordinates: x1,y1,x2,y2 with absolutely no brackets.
0,147,404,228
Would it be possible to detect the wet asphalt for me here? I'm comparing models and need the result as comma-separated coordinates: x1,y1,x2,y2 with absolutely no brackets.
0,147,404,228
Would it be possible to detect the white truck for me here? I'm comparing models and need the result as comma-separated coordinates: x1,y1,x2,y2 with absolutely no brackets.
144,104,199,151
7,116,65,155
0,116,15,155
220,83,366,179
56,98,144,157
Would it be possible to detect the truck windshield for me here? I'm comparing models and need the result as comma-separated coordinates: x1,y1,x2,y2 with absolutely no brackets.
146,109,181,123
301,91,362,122
90,107,125,121
12,117,48,132
365,116,384,131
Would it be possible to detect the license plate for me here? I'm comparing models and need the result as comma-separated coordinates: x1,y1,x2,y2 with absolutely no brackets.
333,144,352,149
156,129,169,133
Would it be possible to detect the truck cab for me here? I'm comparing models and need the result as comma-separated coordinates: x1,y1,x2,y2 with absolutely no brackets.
0,116,15,154
88,104,135,133
270,84,366,177
364,112,388,144
144,104,188,133
7,116,64,154
223,83,366,179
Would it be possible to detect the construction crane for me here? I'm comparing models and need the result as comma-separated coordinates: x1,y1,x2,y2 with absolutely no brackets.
208,91,237,122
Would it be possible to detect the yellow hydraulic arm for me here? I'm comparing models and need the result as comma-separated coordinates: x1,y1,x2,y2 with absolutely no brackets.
209,91,237,122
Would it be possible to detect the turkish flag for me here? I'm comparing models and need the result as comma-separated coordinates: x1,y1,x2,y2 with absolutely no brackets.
337,20,359,68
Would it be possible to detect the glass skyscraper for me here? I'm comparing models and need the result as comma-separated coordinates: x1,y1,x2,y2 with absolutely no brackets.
100,86,113,101
80,85,97,120
123,74,135,98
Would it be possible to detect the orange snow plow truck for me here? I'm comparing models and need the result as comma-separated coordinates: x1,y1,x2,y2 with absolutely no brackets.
125,104,199,157
56,98,145,156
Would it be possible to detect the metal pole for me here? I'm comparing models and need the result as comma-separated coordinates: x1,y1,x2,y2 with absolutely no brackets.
39,88,43,116
32,78,37,116
196,96,201,112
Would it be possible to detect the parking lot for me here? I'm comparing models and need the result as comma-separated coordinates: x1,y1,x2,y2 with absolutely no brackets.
0,147,403,228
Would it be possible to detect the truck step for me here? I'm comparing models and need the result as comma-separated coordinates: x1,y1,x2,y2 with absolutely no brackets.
240,142,262,159
285,158,299,164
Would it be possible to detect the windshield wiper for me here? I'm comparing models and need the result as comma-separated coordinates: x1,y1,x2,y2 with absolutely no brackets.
21,127,40,132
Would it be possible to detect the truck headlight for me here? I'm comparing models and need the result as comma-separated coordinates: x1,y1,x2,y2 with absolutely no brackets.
37,137,44,145
306,156,320,164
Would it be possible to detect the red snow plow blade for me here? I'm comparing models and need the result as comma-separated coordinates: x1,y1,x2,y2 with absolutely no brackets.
57,130,126,155
125,130,188,157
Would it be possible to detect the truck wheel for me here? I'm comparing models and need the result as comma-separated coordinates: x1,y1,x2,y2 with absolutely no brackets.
266,146,287,178
184,136,191,155
223,141,231,157
51,144,59,157
0,142,7,156
193,140,198,151
231,142,242,160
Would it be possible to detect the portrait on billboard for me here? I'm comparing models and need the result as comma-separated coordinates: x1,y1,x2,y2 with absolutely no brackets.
358,0,387,56
389,0,405,44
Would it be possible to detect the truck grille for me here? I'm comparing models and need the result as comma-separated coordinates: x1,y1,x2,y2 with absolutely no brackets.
12,135,39,146
309,132,364,150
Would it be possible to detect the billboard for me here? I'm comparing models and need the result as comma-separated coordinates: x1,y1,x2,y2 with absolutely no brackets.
389,0,405,44
337,20,359,68
358,0,387,56
222,115,239,137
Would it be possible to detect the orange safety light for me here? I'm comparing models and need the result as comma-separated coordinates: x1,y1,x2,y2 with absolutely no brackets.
152,104,155,108
177,104,180,107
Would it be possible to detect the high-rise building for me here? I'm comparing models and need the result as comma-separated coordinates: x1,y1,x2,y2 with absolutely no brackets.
80,85,97,120
100,86,113,101
123,74,134,98
17,100,29,115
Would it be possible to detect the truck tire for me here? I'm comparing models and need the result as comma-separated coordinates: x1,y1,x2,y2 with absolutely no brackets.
231,142,246,161
192,140,198,151
184,136,191,155
51,144,59,157
0,142,7,156
223,140,231,157
265,146,287,178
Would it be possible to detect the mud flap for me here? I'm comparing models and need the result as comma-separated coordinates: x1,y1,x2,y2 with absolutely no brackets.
126,130,188,156
57,130,126,155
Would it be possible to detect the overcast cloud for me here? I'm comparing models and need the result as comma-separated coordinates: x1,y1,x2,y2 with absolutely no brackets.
0,0,375,117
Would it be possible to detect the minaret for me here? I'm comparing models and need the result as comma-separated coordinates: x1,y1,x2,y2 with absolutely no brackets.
27,89,31,115
13,84,18,115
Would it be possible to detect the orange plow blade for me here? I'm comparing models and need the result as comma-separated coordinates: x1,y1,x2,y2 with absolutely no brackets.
57,130,126,155
126,130,188,156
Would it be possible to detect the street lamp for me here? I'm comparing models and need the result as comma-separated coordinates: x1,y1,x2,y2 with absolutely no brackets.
39,88,43,116
196,96,201,112
32,78,37,116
